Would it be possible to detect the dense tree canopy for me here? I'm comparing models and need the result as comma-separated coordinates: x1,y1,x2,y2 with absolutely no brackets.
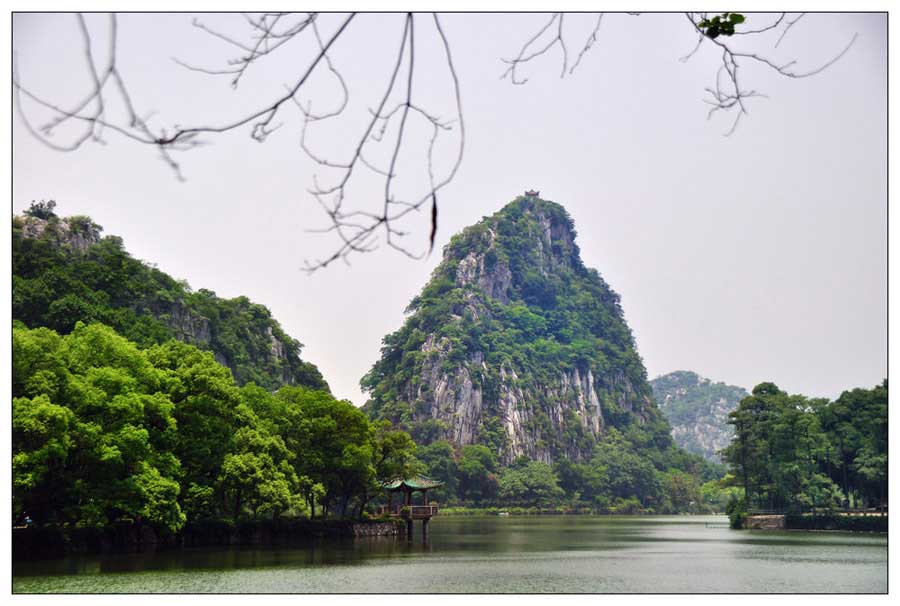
12,322,417,532
722,381,887,513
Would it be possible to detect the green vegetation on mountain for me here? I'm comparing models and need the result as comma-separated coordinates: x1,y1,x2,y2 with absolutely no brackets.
722,380,887,524
363,196,666,457
362,195,724,513
13,203,326,391
651,371,748,463
13,322,417,533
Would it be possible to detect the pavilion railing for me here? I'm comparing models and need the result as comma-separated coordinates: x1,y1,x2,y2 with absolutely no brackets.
377,505,439,518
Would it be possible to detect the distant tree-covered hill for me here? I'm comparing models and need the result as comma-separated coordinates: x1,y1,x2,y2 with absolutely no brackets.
650,371,748,463
12,205,327,391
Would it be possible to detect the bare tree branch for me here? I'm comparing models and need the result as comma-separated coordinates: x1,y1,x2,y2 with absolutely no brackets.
289,13,464,271
179,13,317,88
13,12,853,271
570,14,604,74
500,12,616,83
682,12,857,135
776,13,807,48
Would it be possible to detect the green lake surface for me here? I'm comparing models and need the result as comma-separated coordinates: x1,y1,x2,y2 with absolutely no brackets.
13,515,887,593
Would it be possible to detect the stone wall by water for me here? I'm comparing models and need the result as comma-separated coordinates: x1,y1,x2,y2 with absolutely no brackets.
14,519,407,560
745,515,785,530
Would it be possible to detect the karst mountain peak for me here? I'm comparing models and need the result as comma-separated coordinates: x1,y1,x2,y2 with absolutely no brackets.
363,193,673,465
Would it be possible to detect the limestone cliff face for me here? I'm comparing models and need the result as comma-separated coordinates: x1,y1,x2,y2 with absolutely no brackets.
363,196,668,464
14,213,328,392
650,371,747,463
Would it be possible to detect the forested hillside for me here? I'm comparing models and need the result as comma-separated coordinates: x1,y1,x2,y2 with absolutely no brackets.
13,202,326,391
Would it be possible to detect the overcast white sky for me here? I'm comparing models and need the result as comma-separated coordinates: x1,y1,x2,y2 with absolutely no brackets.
11,12,887,405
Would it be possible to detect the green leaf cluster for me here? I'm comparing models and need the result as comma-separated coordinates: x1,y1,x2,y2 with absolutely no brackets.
698,13,746,39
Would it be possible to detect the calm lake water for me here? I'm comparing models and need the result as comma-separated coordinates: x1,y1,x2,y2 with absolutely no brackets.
13,515,887,593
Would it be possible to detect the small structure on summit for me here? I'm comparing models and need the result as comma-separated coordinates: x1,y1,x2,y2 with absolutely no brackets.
524,189,540,197
379,475,444,540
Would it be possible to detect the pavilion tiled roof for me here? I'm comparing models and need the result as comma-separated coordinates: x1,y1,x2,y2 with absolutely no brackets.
381,475,445,491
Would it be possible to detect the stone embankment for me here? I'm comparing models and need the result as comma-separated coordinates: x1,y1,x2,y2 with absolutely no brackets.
14,519,406,560
746,515,785,530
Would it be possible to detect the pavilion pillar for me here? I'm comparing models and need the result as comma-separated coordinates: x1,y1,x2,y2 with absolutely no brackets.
422,518,430,542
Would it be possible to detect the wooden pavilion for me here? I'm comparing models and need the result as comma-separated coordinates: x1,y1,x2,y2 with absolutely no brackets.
378,475,444,539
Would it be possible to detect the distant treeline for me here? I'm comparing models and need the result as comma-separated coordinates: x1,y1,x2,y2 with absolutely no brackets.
414,433,732,514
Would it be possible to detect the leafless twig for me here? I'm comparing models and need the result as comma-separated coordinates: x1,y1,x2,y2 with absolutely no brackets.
500,13,605,84
300,13,465,271
14,13,856,271
682,12,857,136
775,13,806,48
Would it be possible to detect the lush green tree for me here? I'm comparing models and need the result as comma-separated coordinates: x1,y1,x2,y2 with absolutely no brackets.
660,469,702,513
12,394,74,523
721,383,782,507
354,421,420,517
585,429,661,511
146,338,242,518
497,460,564,507
13,320,408,533
25,199,57,220
826,381,888,509
457,445,499,504
274,386,375,518
722,380,887,513
700,477,742,512
218,423,298,520
415,440,459,503
12,323,186,532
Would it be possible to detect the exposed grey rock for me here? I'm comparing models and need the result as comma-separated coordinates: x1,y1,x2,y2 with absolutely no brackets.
650,370,748,463
20,215,102,254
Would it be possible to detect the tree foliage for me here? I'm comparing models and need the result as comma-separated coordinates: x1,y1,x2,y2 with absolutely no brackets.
722,380,887,513
12,322,417,531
